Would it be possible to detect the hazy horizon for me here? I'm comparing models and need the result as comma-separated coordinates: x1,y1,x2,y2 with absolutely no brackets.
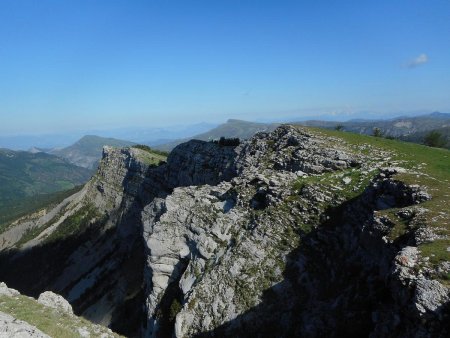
1,109,445,136
1,1,450,134
2,110,449,151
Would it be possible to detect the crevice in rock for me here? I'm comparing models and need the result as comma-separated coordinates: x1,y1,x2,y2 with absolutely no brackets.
153,258,190,338
195,175,448,337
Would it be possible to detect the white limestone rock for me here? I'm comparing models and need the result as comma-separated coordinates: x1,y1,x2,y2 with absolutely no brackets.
414,277,450,314
0,282,20,297
37,291,74,315
0,311,50,338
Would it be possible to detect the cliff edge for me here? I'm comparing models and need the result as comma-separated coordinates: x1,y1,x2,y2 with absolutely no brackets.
0,125,448,337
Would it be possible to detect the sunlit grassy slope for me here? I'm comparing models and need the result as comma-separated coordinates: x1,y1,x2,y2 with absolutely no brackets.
308,127,450,281
131,144,168,165
0,293,122,337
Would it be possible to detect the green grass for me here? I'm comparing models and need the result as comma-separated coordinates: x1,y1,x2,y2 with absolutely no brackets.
132,146,168,166
0,294,121,337
43,204,105,244
308,128,450,211
13,202,103,247
292,168,378,202
304,127,450,282
132,144,169,157
419,239,450,285
310,128,450,180
15,206,68,247
16,220,53,248
382,208,411,240
419,239,450,265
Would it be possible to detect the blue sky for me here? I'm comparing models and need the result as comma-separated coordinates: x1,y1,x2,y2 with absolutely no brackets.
1,0,449,133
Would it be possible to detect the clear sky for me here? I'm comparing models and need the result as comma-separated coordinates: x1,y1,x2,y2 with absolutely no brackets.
1,0,449,133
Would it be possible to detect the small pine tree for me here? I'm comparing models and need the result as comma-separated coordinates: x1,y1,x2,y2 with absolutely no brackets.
335,124,344,131
373,127,383,137
424,131,446,148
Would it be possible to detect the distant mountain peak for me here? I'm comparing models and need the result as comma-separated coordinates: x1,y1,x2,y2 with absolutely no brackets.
429,111,450,118
226,118,250,123
50,135,135,169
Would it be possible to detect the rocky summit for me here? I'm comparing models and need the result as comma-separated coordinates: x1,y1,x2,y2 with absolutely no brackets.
0,125,449,337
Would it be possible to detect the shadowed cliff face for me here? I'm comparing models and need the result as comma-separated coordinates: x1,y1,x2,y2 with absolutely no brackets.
0,141,240,337
195,172,449,338
0,126,448,338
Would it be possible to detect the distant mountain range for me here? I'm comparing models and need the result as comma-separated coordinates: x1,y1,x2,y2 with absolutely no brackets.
2,112,448,151
154,112,450,151
12,112,449,173
99,122,217,146
299,112,450,135
155,119,280,151
49,135,136,169
298,112,450,148
0,122,217,151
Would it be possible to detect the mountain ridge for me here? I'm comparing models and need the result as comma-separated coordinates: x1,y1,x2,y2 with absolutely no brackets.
50,135,136,169
299,111,450,140
0,126,448,337
154,112,450,152
155,119,279,151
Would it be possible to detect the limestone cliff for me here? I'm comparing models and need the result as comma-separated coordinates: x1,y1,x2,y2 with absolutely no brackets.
0,126,448,337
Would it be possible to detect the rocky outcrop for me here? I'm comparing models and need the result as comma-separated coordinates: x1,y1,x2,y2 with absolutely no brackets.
234,125,359,175
0,282,49,338
139,126,449,337
38,291,74,314
0,147,161,336
0,142,238,337
0,282,117,337
0,282,20,297
164,140,237,187
0,125,448,337
0,311,50,338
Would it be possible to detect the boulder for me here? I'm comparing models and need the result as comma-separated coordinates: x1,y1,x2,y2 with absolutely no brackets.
0,282,20,297
37,291,73,315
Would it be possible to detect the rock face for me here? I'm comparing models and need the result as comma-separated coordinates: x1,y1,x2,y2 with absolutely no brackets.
38,291,74,314
0,147,160,337
164,139,237,187
0,125,448,337
0,311,50,338
0,282,20,297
